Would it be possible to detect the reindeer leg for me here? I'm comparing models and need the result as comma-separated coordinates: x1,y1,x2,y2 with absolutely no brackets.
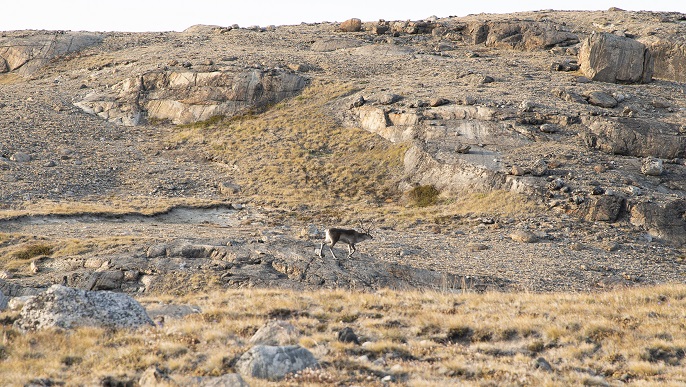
329,241,339,260
318,242,325,258
348,244,356,258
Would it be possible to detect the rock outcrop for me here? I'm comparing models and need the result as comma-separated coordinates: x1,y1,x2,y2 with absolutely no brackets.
0,31,103,76
641,36,686,83
582,117,686,159
13,285,154,331
469,20,579,50
579,32,653,84
75,69,307,125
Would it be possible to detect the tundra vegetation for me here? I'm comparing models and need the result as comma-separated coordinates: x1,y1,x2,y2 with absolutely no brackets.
1,8,686,386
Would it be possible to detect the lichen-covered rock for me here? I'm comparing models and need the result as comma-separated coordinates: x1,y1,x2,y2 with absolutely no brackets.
14,285,154,331
579,32,653,84
249,320,300,346
236,345,318,380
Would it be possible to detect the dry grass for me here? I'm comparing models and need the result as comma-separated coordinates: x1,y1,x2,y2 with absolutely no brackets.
1,284,684,385
0,197,227,220
172,81,407,213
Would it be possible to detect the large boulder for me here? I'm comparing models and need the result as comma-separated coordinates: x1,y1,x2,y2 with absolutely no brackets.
469,21,579,50
0,31,102,76
579,32,653,84
641,36,686,83
630,199,686,246
236,345,318,381
582,117,686,159
14,285,154,331
75,69,307,126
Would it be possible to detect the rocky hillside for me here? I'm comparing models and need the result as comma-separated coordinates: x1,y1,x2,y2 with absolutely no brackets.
0,9,685,299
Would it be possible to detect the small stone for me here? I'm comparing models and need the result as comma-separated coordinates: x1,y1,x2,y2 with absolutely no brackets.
602,242,620,252
350,95,365,108
219,181,241,195
338,327,360,344
467,243,489,252
520,100,536,112
593,164,607,173
379,93,401,105
530,159,548,177
511,165,525,176
591,186,605,195
540,124,559,133
10,152,31,162
569,242,584,251
548,178,565,191
626,186,642,196
510,230,538,243
430,97,449,107
533,357,553,372
382,375,393,382
44,160,56,167
641,157,663,176
587,91,618,108
462,95,477,105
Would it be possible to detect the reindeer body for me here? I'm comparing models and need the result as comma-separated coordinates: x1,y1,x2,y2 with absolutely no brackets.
319,228,372,259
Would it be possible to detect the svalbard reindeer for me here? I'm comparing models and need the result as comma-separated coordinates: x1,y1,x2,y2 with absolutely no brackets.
319,225,373,259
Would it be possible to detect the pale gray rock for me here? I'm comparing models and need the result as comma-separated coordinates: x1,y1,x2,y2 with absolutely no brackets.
583,117,686,159
586,91,618,108
10,152,31,162
379,93,401,105
8,296,33,311
510,230,538,243
236,345,318,380
579,32,653,84
641,157,664,176
14,285,154,331
249,320,300,346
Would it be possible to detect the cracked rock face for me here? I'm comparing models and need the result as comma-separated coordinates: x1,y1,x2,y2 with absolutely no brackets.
0,31,103,76
75,68,307,125
579,32,653,84
13,285,154,331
